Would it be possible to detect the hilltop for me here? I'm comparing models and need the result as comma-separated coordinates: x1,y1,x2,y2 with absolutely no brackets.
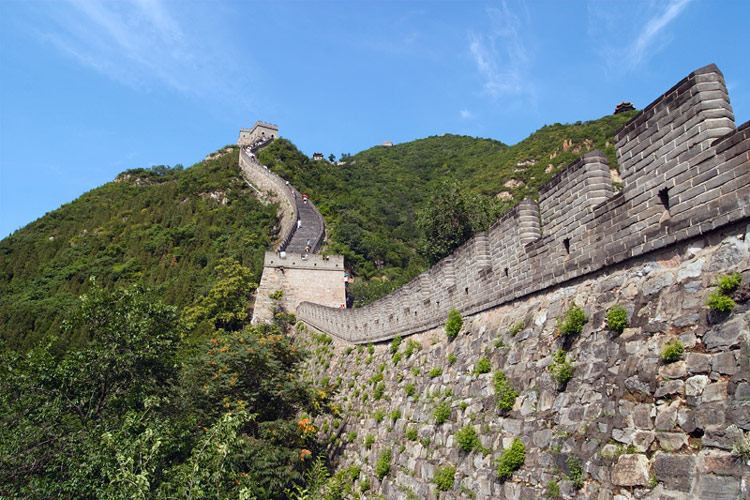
0,145,278,351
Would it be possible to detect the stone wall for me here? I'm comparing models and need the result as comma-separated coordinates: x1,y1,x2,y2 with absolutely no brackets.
301,220,750,499
297,63,750,345
238,150,297,250
252,252,346,325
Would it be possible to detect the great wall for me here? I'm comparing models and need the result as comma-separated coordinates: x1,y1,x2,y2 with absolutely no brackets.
241,64,749,499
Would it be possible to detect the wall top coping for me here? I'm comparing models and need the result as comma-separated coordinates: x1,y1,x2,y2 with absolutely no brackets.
263,251,344,271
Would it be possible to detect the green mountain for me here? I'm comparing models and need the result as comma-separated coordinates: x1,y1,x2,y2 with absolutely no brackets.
0,145,277,351
257,110,637,303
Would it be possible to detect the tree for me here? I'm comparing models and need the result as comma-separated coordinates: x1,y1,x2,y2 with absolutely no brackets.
416,181,501,265
328,153,336,162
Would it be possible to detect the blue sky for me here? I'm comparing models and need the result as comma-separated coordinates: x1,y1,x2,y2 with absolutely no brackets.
1,0,748,239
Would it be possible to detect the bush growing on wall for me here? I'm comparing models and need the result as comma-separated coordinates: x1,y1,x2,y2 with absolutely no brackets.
375,449,391,480
496,438,525,480
660,339,684,363
432,465,456,492
606,305,627,334
445,308,463,340
557,305,588,336
549,349,574,387
493,370,519,412
455,425,481,452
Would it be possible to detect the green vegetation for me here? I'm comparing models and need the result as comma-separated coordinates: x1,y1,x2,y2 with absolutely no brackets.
493,370,519,411
404,382,416,398
390,335,402,355
707,290,737,312
508,321,525,336
557,304,588,337
550,349,575,386
445,308,463,340
447,353,457,365
661,339,684,363
496,437,526,480
0,281,332,499
718,271,742,292
433,401,451,424
566,455,585,489
405,427,418,441
546,480,560,498
348,431,357,443
429,367,443,378
404,339,420,357
707,272,742,312
390,409,402,422
364,434,375,449
732,431,750,459
432,465,456,492
373,382,386,400
0,149,278,352
474,356,491,375
375,449,392,480
373,409,386,423
606,305,628,333
455,425,482,452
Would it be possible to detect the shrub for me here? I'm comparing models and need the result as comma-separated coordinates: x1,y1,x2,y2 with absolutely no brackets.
404,339,420,358
732,431,750,459
447,353,457,365
718,272,742,292
474,356,491,375
433,401,451,424
344,346,353,355
373,409,385,422
404,382,416,397
411,366,420,376
707,289,737,312
359,477,370,493
661,339,684,363
606,305,628,334
455,425,481,452
367,343,374,355
508,321,524,336
364,434,375,449
432,465,456,492
390,335,402,355
558,304,588,336
549,349,574,386
566,455,584,489
375,449,391,480
493,370,519,411
390,409,401,422
405,427,418,441
429,367,443,378
269,289,284,300
373,382,385,400
393,352,402,365
445,308,463,340
369,373,383,385
348,431,357,442
546,480,560,498
496,437,525,480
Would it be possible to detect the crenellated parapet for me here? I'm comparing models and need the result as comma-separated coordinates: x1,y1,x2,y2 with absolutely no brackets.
297,63,750,343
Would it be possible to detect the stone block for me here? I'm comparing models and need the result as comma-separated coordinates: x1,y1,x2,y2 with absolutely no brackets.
685,374,710,397
652,452,695,492
656,432,687,451
611,454,650,487
655,380,685,398
659,360,687,379
696,474,740,500
686,353,712,374
703,424,742,450
701,381,728,404
711,351,739,375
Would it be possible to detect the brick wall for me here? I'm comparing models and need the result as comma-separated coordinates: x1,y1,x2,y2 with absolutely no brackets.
298,63,750,344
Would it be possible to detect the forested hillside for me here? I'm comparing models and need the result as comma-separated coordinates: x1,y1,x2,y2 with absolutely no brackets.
257,110,637,304
0,145,278,351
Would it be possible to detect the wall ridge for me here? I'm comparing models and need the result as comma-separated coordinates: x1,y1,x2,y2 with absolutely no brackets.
297,64,750,344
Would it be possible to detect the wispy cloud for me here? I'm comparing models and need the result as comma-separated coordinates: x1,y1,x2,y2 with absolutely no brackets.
36,0,247,100
459,108,473,119
468,2,533,99
588,0,693,73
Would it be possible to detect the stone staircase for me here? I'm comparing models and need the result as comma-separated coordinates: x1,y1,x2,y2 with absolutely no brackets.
285,196,325,253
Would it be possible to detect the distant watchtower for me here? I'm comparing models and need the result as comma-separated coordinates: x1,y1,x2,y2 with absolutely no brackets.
238,121,279,146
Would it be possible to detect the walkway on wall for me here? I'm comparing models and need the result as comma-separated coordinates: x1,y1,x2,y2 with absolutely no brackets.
239,142,326,254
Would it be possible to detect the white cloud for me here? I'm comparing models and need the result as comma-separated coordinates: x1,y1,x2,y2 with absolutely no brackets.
588,0,693,73
37,0,247,100
468,1,533,99
459,108,473,119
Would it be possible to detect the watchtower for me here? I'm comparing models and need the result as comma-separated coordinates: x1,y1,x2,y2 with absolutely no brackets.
238,121,279,146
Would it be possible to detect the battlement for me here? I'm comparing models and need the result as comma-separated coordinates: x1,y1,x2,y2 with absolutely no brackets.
265,252,344,272
238,120,279,146
297,63,750,344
